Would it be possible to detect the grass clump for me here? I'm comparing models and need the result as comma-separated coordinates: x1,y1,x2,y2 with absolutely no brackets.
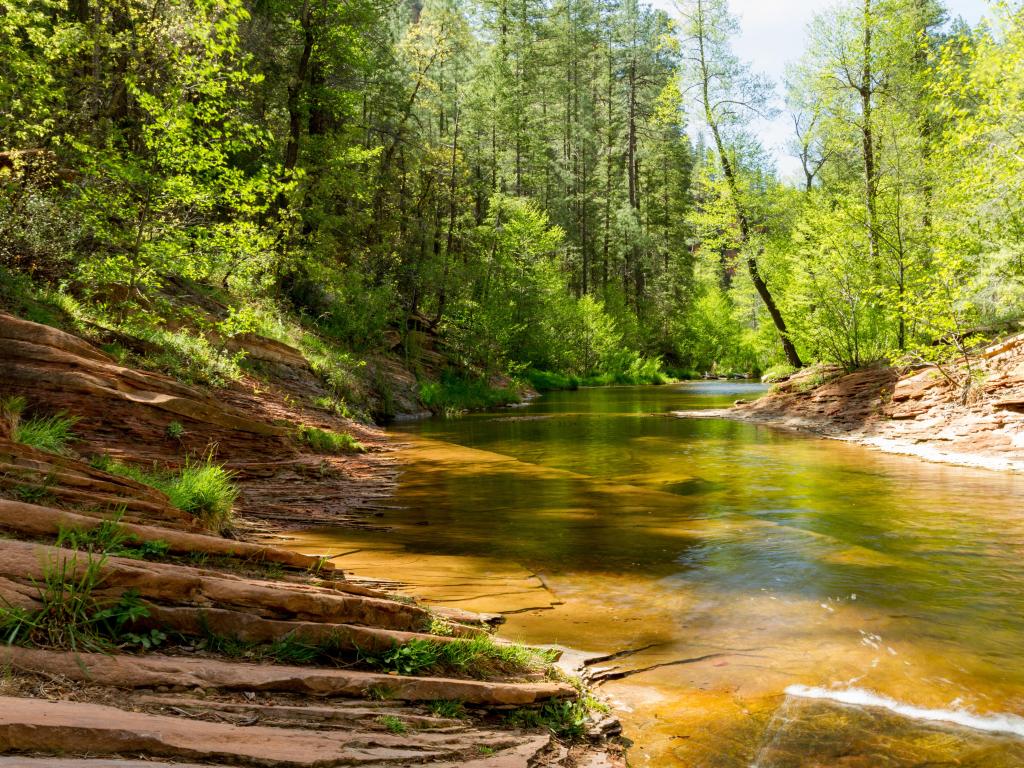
376,715,408,734
96,456,238,534
56,513,171,561
420,372,520,415
761,364,797,384
365,635,557,679
0,553,158,652
505,699,592,739
6,398,78,455
296,425,365,454
428,699,467,719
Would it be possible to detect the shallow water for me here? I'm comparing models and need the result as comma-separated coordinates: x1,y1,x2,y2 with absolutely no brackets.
289,383,1024,766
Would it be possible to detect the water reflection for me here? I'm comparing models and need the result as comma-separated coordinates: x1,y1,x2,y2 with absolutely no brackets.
289,383,1024,766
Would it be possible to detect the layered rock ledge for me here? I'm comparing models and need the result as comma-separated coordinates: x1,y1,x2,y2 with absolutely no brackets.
674,335,1024,472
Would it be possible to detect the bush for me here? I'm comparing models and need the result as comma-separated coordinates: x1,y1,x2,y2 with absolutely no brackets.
525,370,579,391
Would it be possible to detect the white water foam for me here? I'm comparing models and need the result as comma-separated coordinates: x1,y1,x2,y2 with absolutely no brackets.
784,685,1024,739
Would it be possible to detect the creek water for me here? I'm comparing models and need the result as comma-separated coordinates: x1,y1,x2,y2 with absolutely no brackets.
289,382,1024,766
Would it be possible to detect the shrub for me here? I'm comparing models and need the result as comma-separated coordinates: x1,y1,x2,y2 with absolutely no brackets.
12,411,78,455
296,425,365,454
525,370,579,391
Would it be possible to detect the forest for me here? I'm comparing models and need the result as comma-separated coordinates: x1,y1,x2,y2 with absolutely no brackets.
1,0,1023,404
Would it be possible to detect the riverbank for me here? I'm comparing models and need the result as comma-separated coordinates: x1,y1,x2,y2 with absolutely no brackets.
673,335,1024,472
0,312,624,767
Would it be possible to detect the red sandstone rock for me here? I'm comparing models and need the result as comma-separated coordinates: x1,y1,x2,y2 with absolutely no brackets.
0,648,574,704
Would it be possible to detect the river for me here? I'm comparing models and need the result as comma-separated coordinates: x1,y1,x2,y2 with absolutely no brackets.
290,382,1024,766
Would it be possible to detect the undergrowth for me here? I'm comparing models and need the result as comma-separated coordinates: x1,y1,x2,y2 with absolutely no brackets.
0,553,159,652
296,425,365,454
419,372,520,414
4,396,78,455
362,635,557,679
526,359,672,392
56,512,171,560
92,455,237,534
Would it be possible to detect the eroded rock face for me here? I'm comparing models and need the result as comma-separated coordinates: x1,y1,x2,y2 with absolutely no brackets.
675,337,1024,471
0,311,400,531
0,312,293,461
0,312,624,768
0,695,556,767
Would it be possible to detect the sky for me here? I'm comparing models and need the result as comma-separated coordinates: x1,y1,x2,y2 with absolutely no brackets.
652,0,991,181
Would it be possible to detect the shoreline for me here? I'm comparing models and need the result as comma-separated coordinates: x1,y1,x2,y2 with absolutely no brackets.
672,407,1024,474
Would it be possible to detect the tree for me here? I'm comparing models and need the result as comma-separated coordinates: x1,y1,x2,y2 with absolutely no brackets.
677,0,803,368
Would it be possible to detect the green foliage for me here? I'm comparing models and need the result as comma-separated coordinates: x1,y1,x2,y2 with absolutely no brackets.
56,513,171,561
376,715,408,734
100,457,237,534
419,372,521,414
2,0,1022,397
761,364,797,384
363,635,557,679
0,553,154,652
165,421,185,440
296,425,365,454
428,699,467,719
505,698,592,739
12,411,78,455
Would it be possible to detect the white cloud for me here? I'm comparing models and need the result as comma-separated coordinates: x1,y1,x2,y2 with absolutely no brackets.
653,0,990,181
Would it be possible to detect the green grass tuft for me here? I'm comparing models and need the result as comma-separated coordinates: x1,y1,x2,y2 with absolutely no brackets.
428,699,467,719
419,372,520,415
98,456,238,534
376,715,408,734
505,698,592,739
0,553,154,652
296,425,365,454
363,635,557,679
56,512,171,560
12,411,78,455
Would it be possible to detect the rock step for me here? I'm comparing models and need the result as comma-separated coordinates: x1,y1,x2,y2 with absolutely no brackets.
1,647,575,704
0,440,194,529
0,695,547,767
0,759,224,767
0,499,331,572
0,539,438,635
136,695,464,730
